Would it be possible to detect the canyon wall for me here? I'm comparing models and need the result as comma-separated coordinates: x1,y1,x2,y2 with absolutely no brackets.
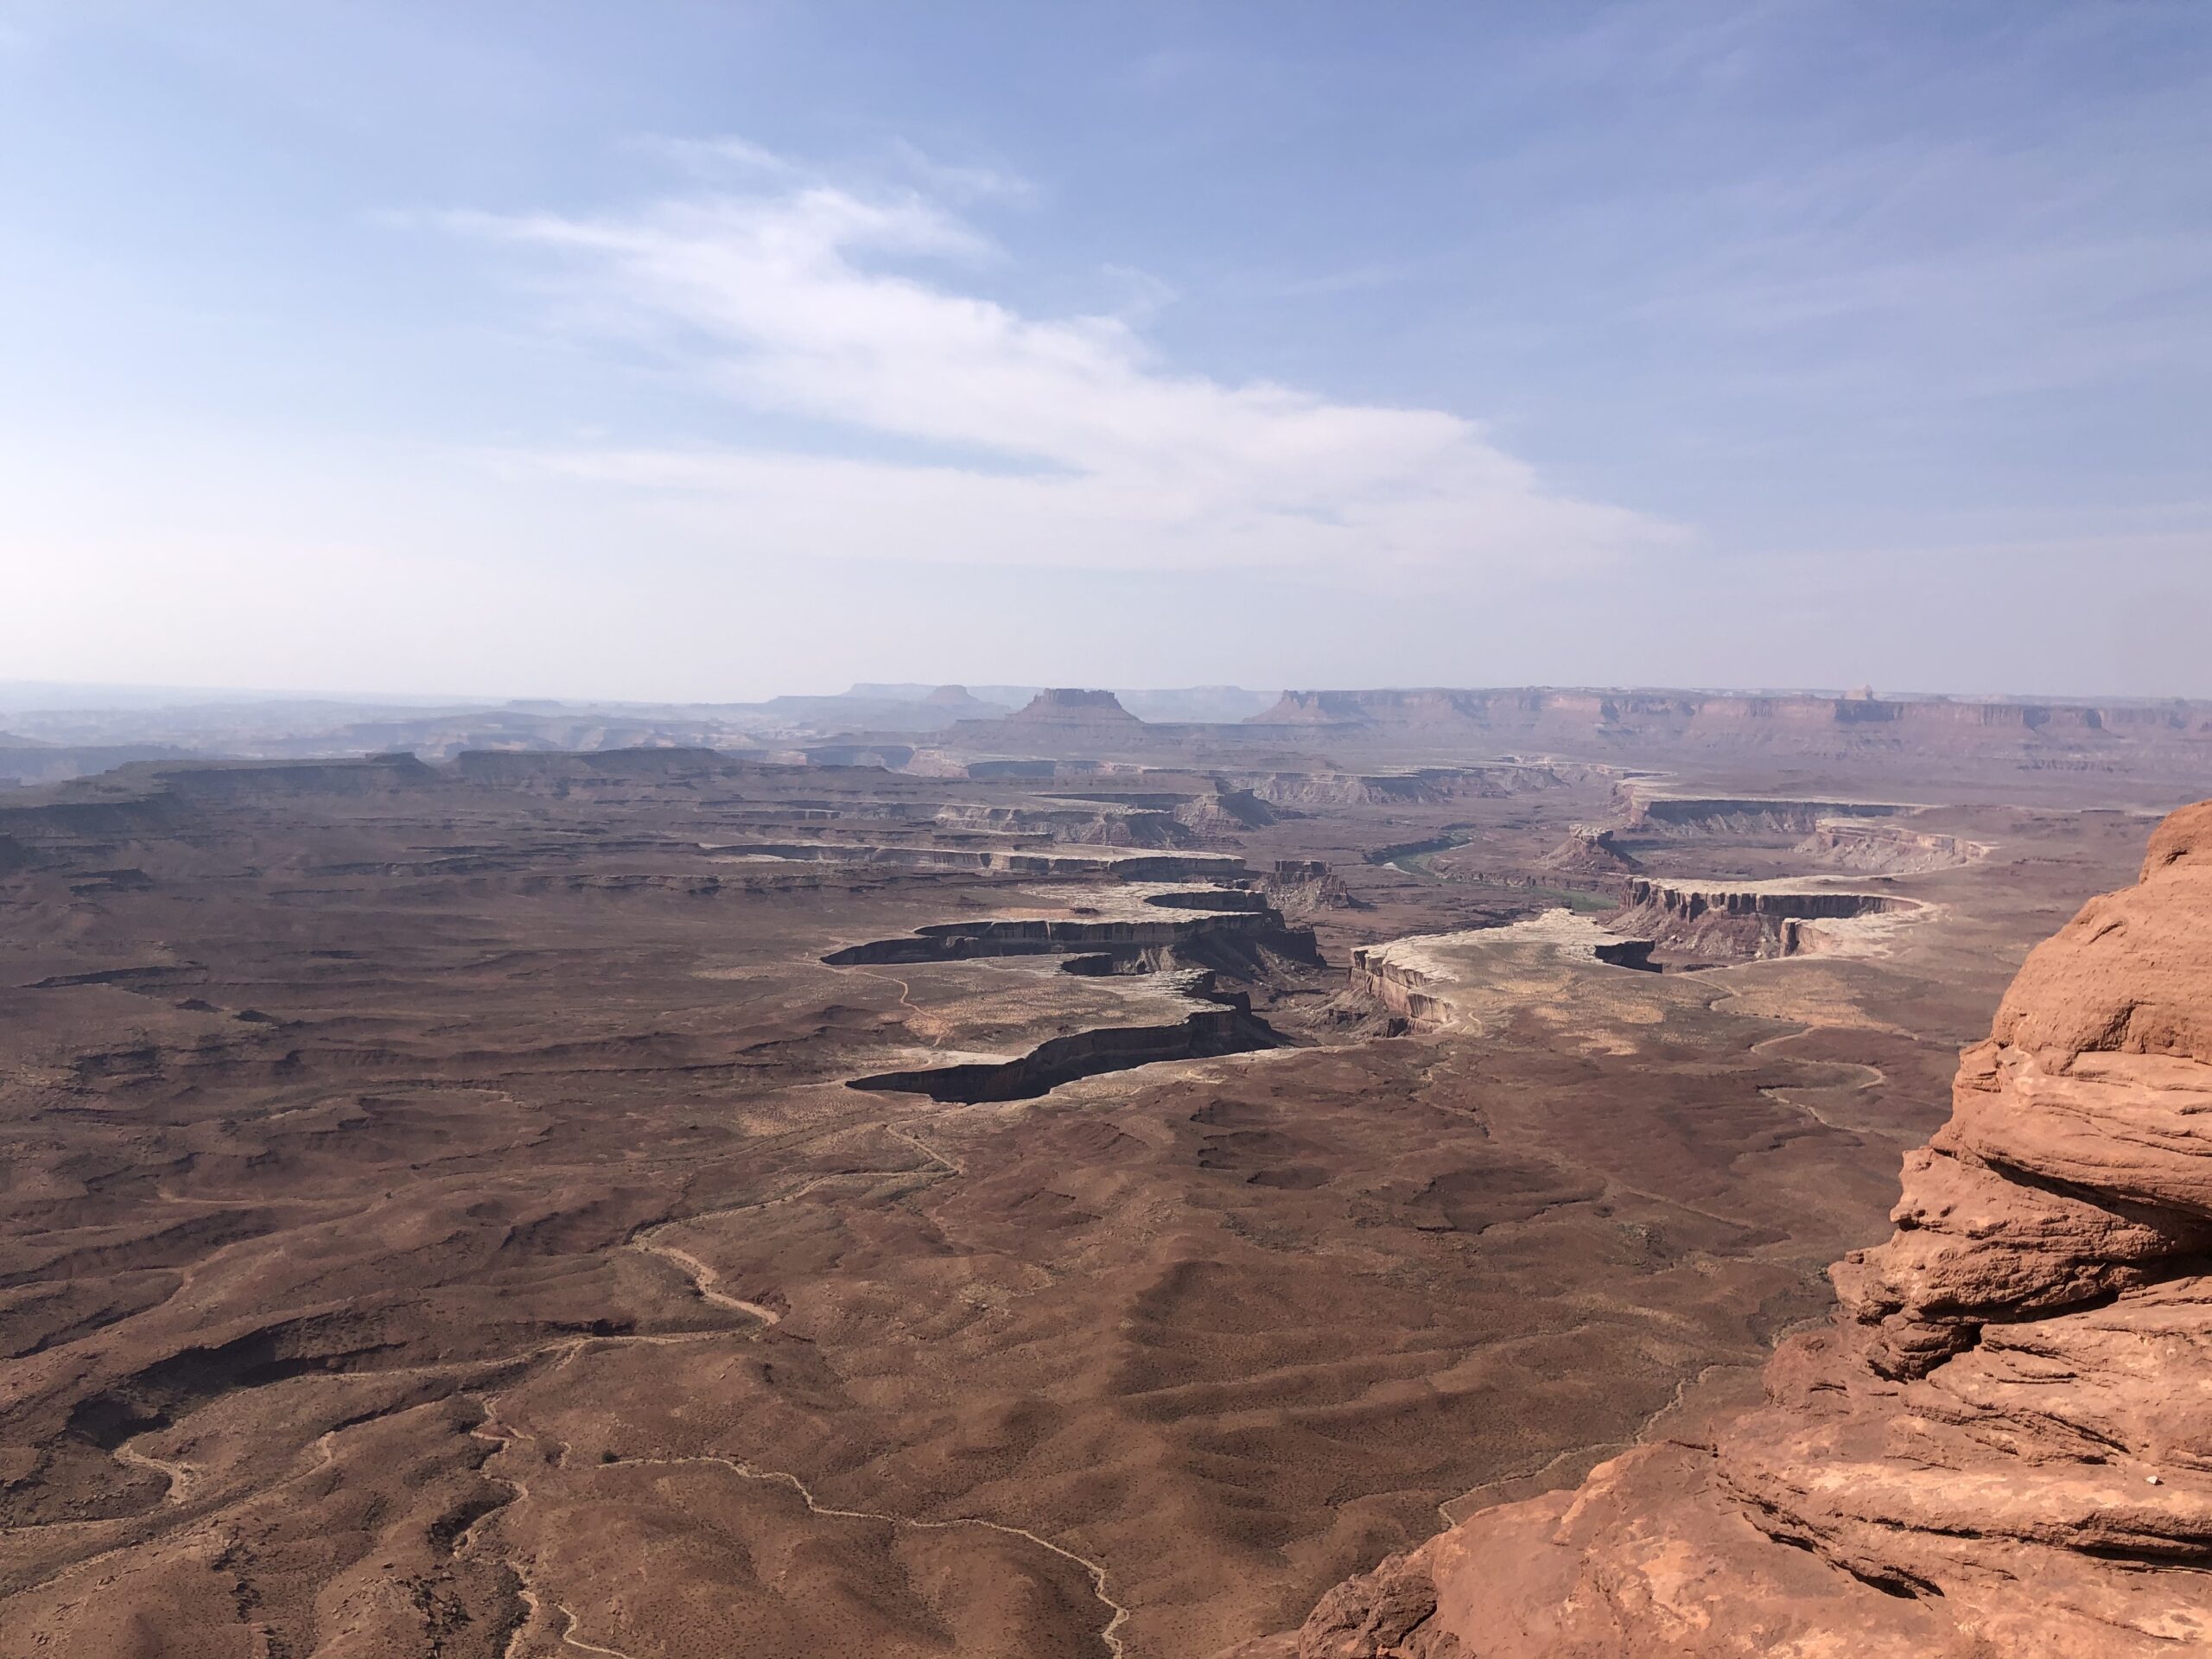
1608,879,1914,959
1246,799,2212,1658
1796,820,1984,874
1345,946,1459,1029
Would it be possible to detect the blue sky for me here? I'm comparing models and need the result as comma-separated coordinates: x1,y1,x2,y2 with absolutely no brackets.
3,1,2208,700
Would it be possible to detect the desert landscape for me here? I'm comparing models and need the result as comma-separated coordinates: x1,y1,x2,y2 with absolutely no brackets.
8,8,2209,1653
3,686,2209,1656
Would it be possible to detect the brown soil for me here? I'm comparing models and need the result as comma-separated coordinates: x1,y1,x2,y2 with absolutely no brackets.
0,736,2179,1657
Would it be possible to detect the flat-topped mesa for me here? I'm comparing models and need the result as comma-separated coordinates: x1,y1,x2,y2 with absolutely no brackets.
1007,688,1142,724
920,683,997,713
1618,791,1911,836
1249,799,2212,1659
1252,689,1488,728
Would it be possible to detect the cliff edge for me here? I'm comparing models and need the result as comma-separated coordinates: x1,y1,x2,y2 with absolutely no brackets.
1242,800,2212,1657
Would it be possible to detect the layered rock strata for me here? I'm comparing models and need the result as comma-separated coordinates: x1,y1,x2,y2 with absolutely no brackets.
1798,820,1985,874
1609,877,1916,959
1618,792,1909,836
1253,800,2212,1657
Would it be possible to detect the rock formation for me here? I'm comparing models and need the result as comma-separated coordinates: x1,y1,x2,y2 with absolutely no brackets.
1618,791,1908,837
1606,877,1914,960
1175,786,1282,837
1245,799,2212,1657
1007,687,1143,725
1260,858,1359,916
1797,819,1984,874
921,683,991,710
1538,824,1642,876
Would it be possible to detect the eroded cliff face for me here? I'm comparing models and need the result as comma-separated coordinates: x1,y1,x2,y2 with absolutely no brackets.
1344,947,1456,1028
1608,878,1916,960
1243,801,2212,1659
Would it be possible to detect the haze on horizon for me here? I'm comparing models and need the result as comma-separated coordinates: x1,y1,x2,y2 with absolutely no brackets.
3,2,2208,703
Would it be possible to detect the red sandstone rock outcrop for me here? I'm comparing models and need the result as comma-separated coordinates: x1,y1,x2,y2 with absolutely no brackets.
1242,800,2212,1657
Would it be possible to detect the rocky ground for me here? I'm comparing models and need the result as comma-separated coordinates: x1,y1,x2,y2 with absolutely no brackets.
0,735,2193,1656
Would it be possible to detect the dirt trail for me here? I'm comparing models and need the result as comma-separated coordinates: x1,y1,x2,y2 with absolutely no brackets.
453,1131,1128,1658
111,1440,194,1504
590,1450,1129,1658
627,1233,783,1325
620,1117,963,1325
855,966,949,1046
1743,1025,1910,1140
505,1584,639,1659
462,1326,1128,1659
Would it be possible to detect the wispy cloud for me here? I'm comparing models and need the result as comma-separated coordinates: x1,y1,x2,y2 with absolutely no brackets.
452,143,1675,576
886,137,1033,205
631,133,801,181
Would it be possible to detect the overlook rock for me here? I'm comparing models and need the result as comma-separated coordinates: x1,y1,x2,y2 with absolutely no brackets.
1243,799,2212,1658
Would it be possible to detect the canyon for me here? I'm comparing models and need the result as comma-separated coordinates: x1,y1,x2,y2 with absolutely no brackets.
1252,798,2212,1657
0,691,2206,1656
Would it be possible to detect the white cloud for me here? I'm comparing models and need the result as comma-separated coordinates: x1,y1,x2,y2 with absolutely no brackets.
455,149,1676,576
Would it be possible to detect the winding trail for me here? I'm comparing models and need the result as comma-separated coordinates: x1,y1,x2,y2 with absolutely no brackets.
856,967,948,1047
112,1440,195,1504
468,1380,632,1659
618,1114,964,1327
546,1597,637,1659
627,1233,783,1325
588,1450,1129,1659
885,1120,965,1178
505,1585,639,1659
25,944,1130,1649
451,1137,1125,1659
1743,1025,1910,1141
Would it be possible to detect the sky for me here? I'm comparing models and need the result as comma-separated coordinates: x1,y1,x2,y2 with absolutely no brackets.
2,1,2208,702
